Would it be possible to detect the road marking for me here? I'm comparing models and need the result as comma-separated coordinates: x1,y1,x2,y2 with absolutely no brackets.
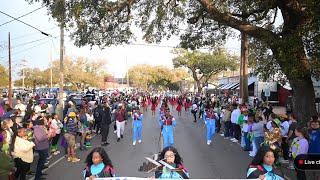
28,134,97,180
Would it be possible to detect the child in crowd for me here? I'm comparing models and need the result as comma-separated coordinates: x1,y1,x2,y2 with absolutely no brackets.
246,146,283,179
11,127,35,180
83,147,115,179
50,114,63,155
290,126,309,180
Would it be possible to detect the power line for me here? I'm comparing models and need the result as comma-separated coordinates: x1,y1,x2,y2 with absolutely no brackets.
11,36,58,56
0,6,44,27
11,27,57,40
0,36,58,59
11,37,49,49
0,10,51,37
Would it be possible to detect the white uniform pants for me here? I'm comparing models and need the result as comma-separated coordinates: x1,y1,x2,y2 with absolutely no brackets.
116,121,125,138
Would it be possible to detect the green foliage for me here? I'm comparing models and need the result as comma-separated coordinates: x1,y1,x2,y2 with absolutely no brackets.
128,64,190,90
0,64,9,87
173,48,238,92
14,57,107,89
27,0,320,82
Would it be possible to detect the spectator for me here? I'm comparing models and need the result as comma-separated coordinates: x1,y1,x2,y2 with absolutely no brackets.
290,126,309,180
64,112,80,163
33,118,49,180
250,116,264,157
11,127,35,180
308,117,320,154
0,131,14,180
223,105,232,139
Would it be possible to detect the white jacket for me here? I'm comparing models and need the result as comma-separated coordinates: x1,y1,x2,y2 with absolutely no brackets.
13,137,35,163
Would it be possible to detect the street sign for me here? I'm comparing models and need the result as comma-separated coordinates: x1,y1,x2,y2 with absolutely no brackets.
265,89,271,97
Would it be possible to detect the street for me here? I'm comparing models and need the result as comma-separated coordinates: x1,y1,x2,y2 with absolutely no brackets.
28,109,252,179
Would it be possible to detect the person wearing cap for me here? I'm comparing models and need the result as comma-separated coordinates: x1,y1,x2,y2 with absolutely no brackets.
159,108,176,148
64,111,80,163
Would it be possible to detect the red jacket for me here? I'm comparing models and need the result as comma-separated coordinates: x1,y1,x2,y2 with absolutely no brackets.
116,109,125,122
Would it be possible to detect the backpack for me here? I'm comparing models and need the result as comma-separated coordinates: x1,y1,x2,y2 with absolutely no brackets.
246,165,267,179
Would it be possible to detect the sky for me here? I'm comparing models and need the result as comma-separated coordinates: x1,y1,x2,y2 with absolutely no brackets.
0,0,241,80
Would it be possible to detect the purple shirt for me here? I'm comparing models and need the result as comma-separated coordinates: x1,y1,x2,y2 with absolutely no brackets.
33,125,49,150
290,137,309,158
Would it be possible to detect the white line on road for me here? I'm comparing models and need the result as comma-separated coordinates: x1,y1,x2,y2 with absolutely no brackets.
28,134,97,180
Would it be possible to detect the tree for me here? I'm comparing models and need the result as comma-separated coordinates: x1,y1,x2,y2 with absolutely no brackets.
0,64,9,88
128,64,190,90
28,0,320,124
173,49,237,93
15,57,108,90
15,68,47,89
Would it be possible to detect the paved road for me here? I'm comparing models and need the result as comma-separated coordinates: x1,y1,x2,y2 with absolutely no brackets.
29,108,255,179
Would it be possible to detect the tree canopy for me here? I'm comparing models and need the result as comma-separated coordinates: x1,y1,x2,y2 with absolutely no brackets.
173,49,237,93
128,64,190,91
28,0,320,124
15,57,107,90
0,64,9,88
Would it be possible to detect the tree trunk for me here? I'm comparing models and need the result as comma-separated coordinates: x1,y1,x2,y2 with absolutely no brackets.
288,76,317,126
240,32,249,103
196,80,202,93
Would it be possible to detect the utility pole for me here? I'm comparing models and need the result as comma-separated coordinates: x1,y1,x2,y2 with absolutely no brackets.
21,59,27,89
58,0,65,120
126,57,129,88
8,32,13,107
49,51,53,88
239,31,249,103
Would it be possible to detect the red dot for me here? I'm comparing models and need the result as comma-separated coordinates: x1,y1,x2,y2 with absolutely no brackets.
298,160,304,165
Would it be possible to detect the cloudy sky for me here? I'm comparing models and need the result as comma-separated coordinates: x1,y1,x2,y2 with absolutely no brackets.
0,0,241,79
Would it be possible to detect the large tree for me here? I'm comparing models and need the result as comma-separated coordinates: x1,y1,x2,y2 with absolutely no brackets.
173,49,237,93
0,64,9,88
28,0,320,124
15,57,108,90
128,64,190,90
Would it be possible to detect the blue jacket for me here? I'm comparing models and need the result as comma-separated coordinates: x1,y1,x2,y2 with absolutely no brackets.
308,129,320,153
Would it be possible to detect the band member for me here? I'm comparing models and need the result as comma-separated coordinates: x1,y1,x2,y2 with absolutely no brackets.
151,98,157,116
159,108,176,148
132,108,143,146
204,106,217,145
115,104,126,142
155,146,189,179
176,97,183,117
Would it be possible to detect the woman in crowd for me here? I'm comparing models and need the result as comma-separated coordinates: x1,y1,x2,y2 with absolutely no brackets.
11,127,35,180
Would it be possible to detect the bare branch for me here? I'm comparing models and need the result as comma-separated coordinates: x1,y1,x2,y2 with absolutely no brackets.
197,0,279,43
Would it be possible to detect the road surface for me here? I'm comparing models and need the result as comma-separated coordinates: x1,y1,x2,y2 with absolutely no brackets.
29,108,255,179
